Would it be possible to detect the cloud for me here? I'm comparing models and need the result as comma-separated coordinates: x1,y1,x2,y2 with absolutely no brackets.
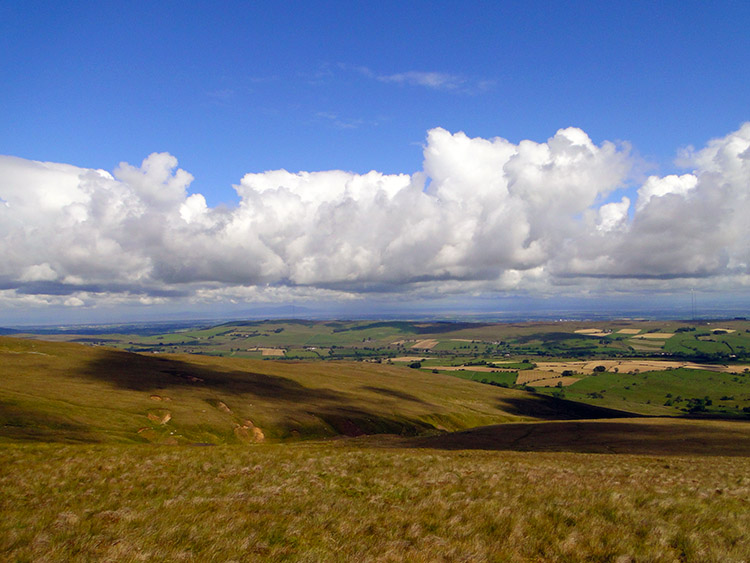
635,174,697,211
314,112,365,130
377,71,465,90
1,123,749,309
343,64,488,93
558,123,750,282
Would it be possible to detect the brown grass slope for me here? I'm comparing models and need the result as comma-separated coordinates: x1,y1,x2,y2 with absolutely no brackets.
406,417,750,456
2,444,749,561
1,336,636,445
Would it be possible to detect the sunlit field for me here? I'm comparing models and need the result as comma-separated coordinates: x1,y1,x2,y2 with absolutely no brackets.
2,442,749,562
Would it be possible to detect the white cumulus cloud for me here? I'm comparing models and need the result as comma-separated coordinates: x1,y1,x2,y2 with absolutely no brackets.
2,123,750,309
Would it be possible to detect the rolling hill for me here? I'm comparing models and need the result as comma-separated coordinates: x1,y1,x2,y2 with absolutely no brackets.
1,336,635,446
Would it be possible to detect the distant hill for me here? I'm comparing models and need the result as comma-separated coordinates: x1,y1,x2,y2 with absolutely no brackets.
0,336,637,445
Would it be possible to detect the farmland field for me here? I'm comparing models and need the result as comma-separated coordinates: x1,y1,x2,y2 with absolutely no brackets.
8,317,750,418
16,318,750,364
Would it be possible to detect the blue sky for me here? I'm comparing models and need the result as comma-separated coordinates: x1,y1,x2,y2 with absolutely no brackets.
4,1,749,201
2,1,750,323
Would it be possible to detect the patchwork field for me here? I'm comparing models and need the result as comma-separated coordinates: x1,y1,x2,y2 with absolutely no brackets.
17,318,750,365
535,368,750,417
533,359,750,375
411,339,439,349
8,317,750,419
523,375,581,387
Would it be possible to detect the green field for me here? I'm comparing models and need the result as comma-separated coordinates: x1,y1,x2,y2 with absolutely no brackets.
24,318,750,364
533,368,750,417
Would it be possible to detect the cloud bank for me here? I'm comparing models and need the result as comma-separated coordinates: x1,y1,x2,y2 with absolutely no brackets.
2,123,750,309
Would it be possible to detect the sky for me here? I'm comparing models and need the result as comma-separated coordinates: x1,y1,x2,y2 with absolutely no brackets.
2,1,750,324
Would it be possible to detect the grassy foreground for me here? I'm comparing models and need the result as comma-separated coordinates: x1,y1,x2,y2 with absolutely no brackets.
2,442,749,562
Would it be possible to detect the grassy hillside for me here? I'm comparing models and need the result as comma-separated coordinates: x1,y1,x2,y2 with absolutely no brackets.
408,417,750,456
4,334,750,561
2,442,749,561
1,336,634,445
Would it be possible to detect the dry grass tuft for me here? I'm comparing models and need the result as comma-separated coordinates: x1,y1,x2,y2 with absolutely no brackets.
1,442,748,561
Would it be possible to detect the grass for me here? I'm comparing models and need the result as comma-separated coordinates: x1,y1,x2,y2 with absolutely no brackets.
2,441,749,562
536,368,750,417
431,368,518,387
408,417,750,456
4,330,750,561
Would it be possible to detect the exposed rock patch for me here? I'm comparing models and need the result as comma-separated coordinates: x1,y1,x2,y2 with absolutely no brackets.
147,410,172,424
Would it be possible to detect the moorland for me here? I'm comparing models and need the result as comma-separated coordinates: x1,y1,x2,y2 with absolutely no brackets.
2,318,750,561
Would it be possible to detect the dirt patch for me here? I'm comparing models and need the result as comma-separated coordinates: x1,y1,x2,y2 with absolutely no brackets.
711,328,736,333
147,410,172,424
233,419,265,443
616,329,641,335
411,339,439,350
149,394,171,402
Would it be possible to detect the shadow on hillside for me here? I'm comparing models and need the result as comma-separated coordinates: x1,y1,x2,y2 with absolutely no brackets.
359,386,429,404
311,405,434,437
0,400,98,443
496,395,639,421
79,350,436,438
81,349,341,402
404,419,750,456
